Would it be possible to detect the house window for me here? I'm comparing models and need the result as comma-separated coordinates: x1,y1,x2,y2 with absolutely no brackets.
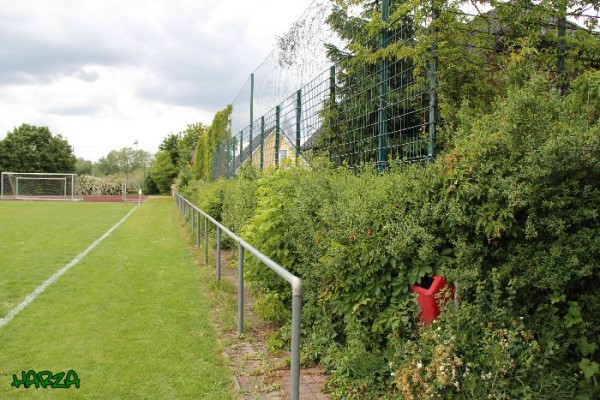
279,149,288,161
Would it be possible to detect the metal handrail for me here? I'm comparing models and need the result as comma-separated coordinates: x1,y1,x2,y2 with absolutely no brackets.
174,193,303,400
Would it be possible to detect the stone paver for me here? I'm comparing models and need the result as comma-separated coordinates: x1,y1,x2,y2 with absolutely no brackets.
215,249,330,400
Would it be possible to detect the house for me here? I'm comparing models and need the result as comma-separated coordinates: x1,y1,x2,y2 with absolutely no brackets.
249,127,298,169
231,126,299,173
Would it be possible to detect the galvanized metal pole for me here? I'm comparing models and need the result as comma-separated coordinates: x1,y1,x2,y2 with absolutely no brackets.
204,216,209,264
296,89,302,159
275,105,281,166
290,294,303,400
428,5,439,159
192,207,195,235
378,0,390,172
237,244,244,334
196,209,200,248
216,227,222,282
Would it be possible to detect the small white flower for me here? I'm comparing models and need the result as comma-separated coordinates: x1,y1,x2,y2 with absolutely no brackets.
390,372,395,377
417,362,423,370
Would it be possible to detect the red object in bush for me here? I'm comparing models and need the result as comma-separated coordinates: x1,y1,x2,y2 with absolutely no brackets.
411,275,455,324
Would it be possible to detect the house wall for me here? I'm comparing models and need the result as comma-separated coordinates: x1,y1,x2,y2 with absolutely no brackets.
250,130,297,170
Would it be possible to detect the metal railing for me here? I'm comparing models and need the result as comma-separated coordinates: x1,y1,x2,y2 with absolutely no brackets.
174,193,304,400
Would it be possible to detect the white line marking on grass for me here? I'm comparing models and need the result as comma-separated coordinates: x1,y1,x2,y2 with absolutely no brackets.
0,204,140,329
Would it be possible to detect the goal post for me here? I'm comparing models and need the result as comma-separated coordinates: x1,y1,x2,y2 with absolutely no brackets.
1,172,82,201
122,179,145,203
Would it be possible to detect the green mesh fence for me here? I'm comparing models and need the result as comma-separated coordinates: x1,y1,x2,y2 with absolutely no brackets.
215,0,598,179
217,0,434,178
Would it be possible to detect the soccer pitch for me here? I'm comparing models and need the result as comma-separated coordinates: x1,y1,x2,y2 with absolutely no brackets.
0,199,234,398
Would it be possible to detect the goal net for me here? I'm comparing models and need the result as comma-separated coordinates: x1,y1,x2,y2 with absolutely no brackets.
122,180,146,203
1,172,82,201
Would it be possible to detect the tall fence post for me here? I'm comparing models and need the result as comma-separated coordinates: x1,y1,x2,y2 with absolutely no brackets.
212,149,217,181
329,65,336,163
225,139,231,178
275,105,281,166
237,243,244,334
378,0,390,172
238,131,244,169
428,4,439,159
250,73,254,158
296,89,302,159
557,0,567,95
260,116,265,171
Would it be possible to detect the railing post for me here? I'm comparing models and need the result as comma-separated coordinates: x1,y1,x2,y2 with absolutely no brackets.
191,207,195,235
196,209,200,248
204,216,209,264
237,244,244,334
291,293,304,400
216,227,222,282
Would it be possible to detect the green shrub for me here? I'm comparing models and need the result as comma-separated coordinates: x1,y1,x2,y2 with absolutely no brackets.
178,74,600,398
78,175,124,195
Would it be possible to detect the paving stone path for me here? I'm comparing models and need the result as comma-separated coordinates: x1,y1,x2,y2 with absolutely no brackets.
210,249,330,400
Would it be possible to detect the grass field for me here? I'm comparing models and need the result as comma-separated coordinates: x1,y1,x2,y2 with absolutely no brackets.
0,201,137,317
0,198,234,398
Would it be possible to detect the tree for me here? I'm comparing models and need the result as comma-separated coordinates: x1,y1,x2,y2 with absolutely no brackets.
75,158,93,175
0,124,76,173
179,123,206,168
149,150,177,194
159,133,180,166
96,147,153,178
194,105,232,180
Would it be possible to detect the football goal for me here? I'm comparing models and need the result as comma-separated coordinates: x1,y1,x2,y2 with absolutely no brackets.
1,172,82,201
123,180,146,203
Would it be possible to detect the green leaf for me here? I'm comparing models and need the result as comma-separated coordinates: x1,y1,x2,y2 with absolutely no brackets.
579,358,600,380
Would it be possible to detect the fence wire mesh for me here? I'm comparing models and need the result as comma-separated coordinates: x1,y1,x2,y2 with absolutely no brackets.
215,0,599,179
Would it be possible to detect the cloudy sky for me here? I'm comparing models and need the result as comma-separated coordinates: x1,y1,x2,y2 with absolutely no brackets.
0,0,315,161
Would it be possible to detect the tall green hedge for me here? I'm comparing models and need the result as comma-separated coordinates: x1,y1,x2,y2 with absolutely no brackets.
182,73,600,399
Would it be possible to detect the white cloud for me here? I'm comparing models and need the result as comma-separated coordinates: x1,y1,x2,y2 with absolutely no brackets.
0,0,315,161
